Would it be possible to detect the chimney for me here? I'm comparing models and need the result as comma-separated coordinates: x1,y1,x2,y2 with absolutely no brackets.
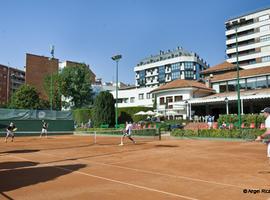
205,74,213,88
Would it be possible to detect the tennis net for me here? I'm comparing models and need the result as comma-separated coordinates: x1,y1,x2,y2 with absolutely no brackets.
74,128,161,145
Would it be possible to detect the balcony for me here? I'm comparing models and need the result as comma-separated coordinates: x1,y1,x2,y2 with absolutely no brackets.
165,68,171,73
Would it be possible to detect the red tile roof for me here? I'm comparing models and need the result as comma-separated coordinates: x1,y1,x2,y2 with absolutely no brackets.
200,61,235,74
151,79,214,93
211,66,270,82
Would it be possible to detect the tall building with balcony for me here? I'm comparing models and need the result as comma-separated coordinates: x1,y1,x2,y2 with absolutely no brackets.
0,64,25,105
226,7,270,69
134,47,209,88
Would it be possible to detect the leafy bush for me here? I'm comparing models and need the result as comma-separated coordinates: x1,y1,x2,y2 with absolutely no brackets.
118,107,153,123
172,128,265,139
72,109,92,124
218,114,265,128
92,91,115,127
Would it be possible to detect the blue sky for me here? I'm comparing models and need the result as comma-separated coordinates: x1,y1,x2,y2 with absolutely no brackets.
0,0,269,84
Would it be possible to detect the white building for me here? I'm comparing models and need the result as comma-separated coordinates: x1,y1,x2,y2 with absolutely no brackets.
112,47,209,108
151,79,214,120
134,47,209,88
111,86,153,108
226,7,270,69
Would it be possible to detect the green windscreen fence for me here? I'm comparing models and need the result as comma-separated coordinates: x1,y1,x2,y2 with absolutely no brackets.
0,109,74,135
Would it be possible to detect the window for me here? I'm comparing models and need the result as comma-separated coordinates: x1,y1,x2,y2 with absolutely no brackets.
239,79,246,90
146,93,151,99
184,71,194,79
213,83,220,93
262,56,270,62
259,15,269,22
166,96,173,103
256,76,268,88
174,96,183,102
172,71,180,80
260,35,270,42
130,97,135,103
158,66,165,83
160,97,165,105
246,78,256,90
219,82,227,93
261,46,270,52
228,80,236,92
184,62,194,70
139,93,144,100
260,25,270,32
171,62,181,71
139,70,145,86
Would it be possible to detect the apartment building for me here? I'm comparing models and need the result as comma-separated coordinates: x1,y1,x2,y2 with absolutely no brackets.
0,64,25,105
134,47,209,88
25,53,59,100
226,7,270,69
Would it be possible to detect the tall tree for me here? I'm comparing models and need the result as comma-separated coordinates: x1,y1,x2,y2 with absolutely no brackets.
60,64,93,109
92,91,115,127
43,73,62,110
9,84,40,109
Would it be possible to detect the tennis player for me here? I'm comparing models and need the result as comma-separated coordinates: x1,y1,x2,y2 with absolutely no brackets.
119,121,136,146
255,107,270,164
5,122,16,143
40,120,48,138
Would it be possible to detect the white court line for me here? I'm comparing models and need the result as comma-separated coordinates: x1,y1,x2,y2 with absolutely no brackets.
36,151,243,189
6,154,198,200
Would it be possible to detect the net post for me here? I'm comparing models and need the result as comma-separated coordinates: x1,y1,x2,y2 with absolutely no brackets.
158,128,161,141
94,131,97,144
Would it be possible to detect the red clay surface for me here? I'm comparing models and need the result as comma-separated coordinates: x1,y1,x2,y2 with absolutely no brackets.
0,135,270,200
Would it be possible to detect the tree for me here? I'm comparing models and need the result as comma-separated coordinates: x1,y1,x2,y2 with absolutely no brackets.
92,91,115,127
9,84,40,109
43,73,62,110
60,64,93,109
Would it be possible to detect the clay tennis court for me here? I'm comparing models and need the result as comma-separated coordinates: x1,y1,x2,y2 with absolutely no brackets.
0,135,269,200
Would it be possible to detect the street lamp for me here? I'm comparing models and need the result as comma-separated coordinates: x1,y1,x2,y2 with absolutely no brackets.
224,97,229,115
111,54,122,128
184,100,189,120
50,45,55,110
230,19,244,128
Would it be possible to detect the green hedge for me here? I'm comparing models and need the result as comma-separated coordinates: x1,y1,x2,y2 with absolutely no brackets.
218,114,265,128
72,109,92,124
118,107,153,123
171,128,265,139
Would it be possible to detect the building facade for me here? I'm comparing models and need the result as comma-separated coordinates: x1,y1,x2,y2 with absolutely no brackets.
151,80,214,120
134,47,209,88
111,86,154,108
25,53,59,100
0,64,25,105
226,7,270,69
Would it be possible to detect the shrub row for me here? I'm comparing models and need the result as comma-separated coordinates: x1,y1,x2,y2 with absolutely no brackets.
171,128,265,139
218,114,265,128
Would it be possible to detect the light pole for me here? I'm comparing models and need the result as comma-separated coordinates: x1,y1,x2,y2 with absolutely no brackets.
111,54,122,128
185,100,189,120
224,97,229,115
231,19,244,128
50,45,55,110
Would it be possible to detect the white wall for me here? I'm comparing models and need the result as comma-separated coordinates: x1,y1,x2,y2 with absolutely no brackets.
110,87,156,108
